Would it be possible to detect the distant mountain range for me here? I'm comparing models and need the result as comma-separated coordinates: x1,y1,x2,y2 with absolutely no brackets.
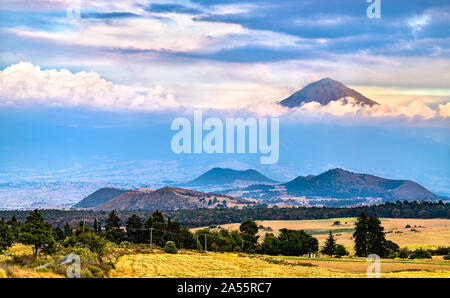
73,167,439,210
280,78,378,108
74,186,255,211
229,168,438,206
74,187,135,208
186,167,276,187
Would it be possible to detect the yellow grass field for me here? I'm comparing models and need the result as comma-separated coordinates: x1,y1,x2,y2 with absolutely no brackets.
0,245,62,278
194,218,450,249
109,252,356,278
109,252,450,278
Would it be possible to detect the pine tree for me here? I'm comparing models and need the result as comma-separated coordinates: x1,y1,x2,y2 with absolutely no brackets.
52,226,65,241
0,219,14,253
367,216,387,257
18,210,55,257
93,219,102,235
105,210,124,244
126,214,144,244
239,219,259,252
144,210,167,246
63,223,72,238
165,217,182,246
6,215,21,241
321,231,337,256
353,213,369,257
354,213,391,258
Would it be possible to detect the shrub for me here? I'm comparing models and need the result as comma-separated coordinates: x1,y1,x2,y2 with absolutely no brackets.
409,248,432,259
119,241,131,249
385,249,397,259
428,246,450,256
63,226,107,256
334,245,349,258
163,241,178,254
384,240,400,254
443,255,450,260
398,247,410,259
105,242,118,250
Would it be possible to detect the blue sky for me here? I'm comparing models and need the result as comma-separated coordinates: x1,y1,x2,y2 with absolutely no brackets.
0,0,449,197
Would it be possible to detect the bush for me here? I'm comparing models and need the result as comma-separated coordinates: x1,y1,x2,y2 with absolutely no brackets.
163,241,178,254
105,242,118,250
428,246,450,256
63,225,107,256
385,249,397,259
334,245,348,258
119,241,131,249
398,247,410,259
443,255,450,260
384,240,400,257
409,248,432,259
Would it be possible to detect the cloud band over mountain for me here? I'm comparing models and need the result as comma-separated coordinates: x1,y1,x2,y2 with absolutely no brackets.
1,62,448,123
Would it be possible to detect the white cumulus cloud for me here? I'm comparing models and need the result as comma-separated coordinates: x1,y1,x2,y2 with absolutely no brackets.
0,62,179,111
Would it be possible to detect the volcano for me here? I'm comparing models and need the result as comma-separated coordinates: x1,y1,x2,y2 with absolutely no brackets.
280,78,378,108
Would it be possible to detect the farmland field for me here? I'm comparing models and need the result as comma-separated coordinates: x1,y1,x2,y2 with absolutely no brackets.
109,252,450,278
194,218,450,249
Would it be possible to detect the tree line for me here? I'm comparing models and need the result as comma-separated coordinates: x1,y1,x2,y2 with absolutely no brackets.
0,210,322,256
1,209,449,260
0,200,447,229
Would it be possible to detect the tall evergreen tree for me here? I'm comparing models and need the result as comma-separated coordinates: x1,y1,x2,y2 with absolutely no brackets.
0,219,14,253
18,210,55,257
126,214,144,244
178,226,197,249
164,217,182,246
144,210,167,246
354,213,391,257
239,219,259,252
321,231,337,256
367,216,387,256
353,213,369,257
93,219,102,235
52,226,65,241
105,210,124,244
63,223,72,238
6,215,21,242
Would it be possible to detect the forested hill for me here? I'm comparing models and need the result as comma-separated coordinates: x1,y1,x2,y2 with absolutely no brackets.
0,201,448,228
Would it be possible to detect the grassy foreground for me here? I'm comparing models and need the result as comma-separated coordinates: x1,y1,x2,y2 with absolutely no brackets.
109,251,450,278
0,245,62,278
1,245,449,278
